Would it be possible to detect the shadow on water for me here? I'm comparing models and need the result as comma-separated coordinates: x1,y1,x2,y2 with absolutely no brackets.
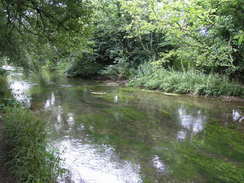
4,67,244,183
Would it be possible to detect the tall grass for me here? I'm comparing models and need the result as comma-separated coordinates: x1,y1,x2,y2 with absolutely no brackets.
2,107,63,183
129,63,244,97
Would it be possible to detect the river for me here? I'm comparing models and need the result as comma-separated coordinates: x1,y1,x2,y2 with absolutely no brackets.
4,66,244,183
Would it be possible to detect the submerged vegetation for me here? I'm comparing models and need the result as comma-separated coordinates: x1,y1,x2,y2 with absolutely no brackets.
162,123,244,183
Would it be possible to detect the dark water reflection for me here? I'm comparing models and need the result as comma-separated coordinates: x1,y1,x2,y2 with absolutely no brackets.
4,67,244,183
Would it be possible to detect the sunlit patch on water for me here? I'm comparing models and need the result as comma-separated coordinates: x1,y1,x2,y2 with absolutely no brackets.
233,109,244,122
60,84,73,88
2,65,16,71
56,138,143,183
7,75,34,107
177,107,206,136
152,155,166,173
177,130,187,141
2,66,36,107
44,92,56,109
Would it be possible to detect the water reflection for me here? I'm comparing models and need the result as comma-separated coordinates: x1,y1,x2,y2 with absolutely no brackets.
233,110,244,122
152,155,166,173
57,138,142,183
2,65,16,71
177,130,187,141
67,113,75,126
114,95,119,104
45,92,56,109
7,72,33,107
177,107,206,140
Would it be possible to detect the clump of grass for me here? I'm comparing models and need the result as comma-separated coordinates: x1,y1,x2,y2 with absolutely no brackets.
129,63,244,97
2,107,64,183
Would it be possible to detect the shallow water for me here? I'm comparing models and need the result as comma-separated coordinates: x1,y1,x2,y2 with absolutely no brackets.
5,67,244,183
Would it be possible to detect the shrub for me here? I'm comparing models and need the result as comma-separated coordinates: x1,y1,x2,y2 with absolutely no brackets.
100,58,136,80
65,53,103,78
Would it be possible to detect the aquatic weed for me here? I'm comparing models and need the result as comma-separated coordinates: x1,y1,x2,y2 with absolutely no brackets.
162,123,244,183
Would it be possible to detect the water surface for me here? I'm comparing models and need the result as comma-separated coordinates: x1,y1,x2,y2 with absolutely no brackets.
5,67,244,183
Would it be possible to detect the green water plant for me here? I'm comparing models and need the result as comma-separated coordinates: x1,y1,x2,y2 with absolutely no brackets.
162,123,244,183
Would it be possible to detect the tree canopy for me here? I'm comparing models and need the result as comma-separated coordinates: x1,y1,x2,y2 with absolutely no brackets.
1,0,244,79
0,0,92,67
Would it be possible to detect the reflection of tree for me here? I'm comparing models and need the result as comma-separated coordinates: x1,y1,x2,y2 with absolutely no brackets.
233,110,244,122
177,107,206,141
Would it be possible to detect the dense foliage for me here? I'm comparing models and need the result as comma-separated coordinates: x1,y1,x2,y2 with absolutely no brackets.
0,0,92,69
119,0,244,75
1,0,244,93
64,0,244,96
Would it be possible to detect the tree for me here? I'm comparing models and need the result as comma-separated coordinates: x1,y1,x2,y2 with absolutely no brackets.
121,0,244,75
0,0,92,68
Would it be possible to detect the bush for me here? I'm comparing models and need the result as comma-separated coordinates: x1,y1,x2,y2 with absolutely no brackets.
65,53,103,78
100,58,136,80
129,63,244,97
2,107,63,183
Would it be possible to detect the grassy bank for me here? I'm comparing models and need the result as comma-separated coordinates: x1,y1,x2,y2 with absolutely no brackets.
128,64,244,97
62,60,244,97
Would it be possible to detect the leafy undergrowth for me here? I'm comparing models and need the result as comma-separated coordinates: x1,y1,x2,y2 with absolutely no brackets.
2,107,64,183
162,123,244,183
129,64,244,97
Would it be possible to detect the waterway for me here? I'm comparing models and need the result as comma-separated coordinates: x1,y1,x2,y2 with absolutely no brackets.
4,66,244,183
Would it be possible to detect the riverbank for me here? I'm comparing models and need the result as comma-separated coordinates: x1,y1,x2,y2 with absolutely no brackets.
49,61,244,98
128,69,244,97
73,65,244,99
0,117,15,183
100,80,244,103
0,75,15,182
